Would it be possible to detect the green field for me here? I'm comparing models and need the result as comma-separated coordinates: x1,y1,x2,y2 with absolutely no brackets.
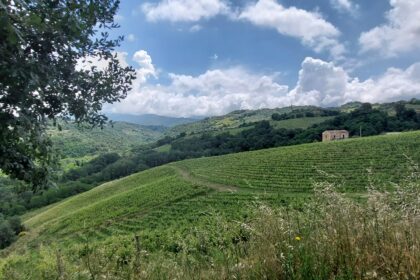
1,131,419,278
270,116,334,129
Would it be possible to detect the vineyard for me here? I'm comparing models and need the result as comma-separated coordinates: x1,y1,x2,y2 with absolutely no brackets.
1,131,419,278
176,131,420,193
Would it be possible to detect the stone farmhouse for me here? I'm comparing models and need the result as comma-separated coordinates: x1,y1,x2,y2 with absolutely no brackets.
322,130,349,142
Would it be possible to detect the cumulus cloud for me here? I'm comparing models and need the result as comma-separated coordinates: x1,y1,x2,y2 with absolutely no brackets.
105,51,420,117
290,57,349,106
348,63,420,103
77,50,157,96
107,67,295,117
291,57,420,106
359,0,420,56
132,50,157,84
141,0,231,22
330,0,359,16
238,0,345,59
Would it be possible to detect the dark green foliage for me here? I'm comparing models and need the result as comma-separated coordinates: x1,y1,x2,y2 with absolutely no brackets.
99,158,138,181
272,108,339,121
64,153,120,181
0,0,136,189
0,215,22,249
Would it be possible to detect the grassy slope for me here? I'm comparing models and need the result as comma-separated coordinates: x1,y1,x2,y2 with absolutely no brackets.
5,131,418,256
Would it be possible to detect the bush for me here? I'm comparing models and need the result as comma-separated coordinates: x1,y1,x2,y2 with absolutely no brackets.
0,216,23,249
0,221,16,249
7,217,23,235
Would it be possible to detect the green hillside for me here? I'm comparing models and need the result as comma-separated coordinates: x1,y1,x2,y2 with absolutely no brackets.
166,100,420,138
49,121,164,160
176,132,419,192
166,106,331,136
1,131,417,257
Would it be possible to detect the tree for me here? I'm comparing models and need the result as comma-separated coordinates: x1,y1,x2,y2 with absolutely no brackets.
0,0,136,190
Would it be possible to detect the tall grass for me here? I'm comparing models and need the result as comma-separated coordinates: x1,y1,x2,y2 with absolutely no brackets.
1,165,419,279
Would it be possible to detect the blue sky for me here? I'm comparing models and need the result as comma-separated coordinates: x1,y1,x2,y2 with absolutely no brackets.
103,0,420,117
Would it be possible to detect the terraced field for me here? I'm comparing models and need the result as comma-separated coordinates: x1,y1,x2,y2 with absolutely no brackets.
5,131,420,256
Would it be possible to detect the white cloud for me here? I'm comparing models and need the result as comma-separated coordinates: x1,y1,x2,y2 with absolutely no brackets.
330,0,359,16
141,0,231,22
127,34,136,42
76,52,130,72
106,51,420,117
77,50,157,90
291,57,420,106
141,0,345,58
107,67,295,117
132,50,157,85
290,57,349,106
189,24,203,32
359,0,420,56
348,63,420,103
238,0,345,59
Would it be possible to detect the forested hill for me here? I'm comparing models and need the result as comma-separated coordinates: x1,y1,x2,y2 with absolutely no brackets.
48,121,165,159
166,99,420,137
166,105,326,137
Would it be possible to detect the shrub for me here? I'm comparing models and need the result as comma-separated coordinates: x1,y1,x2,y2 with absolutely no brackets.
0,221,15,249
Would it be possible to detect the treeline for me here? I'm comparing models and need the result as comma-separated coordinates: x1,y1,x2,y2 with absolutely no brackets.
1,103,420,223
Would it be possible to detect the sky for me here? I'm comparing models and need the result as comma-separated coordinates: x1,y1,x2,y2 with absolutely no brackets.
102,0,420,117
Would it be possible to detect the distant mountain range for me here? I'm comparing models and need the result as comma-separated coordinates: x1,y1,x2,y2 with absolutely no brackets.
106,113,201,127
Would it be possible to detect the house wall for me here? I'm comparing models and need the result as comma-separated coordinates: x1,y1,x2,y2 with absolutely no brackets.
322,131,349,142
